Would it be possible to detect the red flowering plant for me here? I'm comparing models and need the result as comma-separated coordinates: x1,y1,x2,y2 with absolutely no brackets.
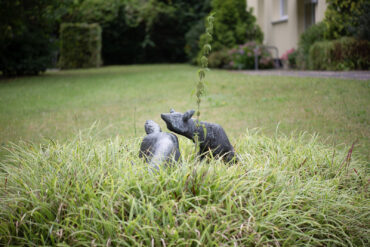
228,42,274,70
281,48,297,68
281,48,295,61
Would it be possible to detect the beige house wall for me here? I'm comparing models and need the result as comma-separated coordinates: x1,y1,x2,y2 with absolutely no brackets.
247,0,327,58
316,0,327,22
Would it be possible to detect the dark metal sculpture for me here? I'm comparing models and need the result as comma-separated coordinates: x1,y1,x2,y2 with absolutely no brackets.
139,120,181,170
161,109,237,163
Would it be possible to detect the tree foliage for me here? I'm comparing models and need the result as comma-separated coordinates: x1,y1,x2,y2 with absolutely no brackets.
0,0,59,76
184,0,212,62
349,1,370,41
59,0,212,65
58,0,261,65
0,0,265,73
324,0,367,40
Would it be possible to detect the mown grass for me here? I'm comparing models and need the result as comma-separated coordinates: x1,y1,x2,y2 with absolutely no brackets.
0,64,369,160
0,128,368,246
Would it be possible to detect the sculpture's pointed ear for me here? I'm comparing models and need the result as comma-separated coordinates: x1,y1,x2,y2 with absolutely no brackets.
182,110,195,121
170,108,175,113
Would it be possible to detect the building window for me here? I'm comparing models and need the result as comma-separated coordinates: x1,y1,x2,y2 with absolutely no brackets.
281,0,288,18
304,0,317,29
272,0,289,24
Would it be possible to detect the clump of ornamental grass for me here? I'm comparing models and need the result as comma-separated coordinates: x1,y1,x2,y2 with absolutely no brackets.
0,128,369,246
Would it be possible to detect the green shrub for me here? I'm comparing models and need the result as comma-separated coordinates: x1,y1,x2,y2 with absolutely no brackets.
287,50,298,69
210,0,263,50
59,23,102,69
0,0,58,76
308,41,332,70
296,22,327,69
281,48,297,69
196,0,263,64
0,30,55,76
309,37,370,70
228,42,274,70
208,49,231,68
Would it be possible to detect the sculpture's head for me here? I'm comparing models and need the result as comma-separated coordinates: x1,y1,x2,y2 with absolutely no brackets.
145,120,161,134
161,109,195,135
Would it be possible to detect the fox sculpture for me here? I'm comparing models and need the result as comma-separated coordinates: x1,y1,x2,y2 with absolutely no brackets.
161,109,237,163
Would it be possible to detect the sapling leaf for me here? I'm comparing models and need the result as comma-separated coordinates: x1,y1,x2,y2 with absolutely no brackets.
198,69,205,80
201,56,208,67
207,14,215,23
203,44,212,55
205,33,213,42
202,124,207,140
203,81,210,88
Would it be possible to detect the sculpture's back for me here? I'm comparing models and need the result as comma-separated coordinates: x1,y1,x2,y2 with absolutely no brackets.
139,120,181,170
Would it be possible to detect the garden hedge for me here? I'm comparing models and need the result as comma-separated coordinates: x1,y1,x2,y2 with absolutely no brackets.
309,37,370,70
59,23,102,69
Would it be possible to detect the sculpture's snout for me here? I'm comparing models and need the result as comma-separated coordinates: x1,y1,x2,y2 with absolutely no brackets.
161,113,170,122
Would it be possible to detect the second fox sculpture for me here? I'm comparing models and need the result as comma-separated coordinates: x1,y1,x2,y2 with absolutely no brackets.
161,109,237,163
139,120,181,170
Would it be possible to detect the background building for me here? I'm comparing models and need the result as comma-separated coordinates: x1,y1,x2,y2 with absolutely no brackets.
247,0,327,57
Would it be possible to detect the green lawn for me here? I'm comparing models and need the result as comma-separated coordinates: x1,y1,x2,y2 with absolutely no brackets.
0,64,369,160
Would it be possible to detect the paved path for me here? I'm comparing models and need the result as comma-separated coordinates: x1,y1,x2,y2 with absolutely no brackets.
237,70,370,80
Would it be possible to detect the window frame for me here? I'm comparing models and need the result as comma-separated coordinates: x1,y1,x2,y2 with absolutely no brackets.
280,0,288,19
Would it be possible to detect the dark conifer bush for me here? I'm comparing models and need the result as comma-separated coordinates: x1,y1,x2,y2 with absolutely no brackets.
0,0,58,76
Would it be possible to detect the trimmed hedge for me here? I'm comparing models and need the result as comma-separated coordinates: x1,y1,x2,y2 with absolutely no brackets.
59,23,102,69
309,37,370,70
